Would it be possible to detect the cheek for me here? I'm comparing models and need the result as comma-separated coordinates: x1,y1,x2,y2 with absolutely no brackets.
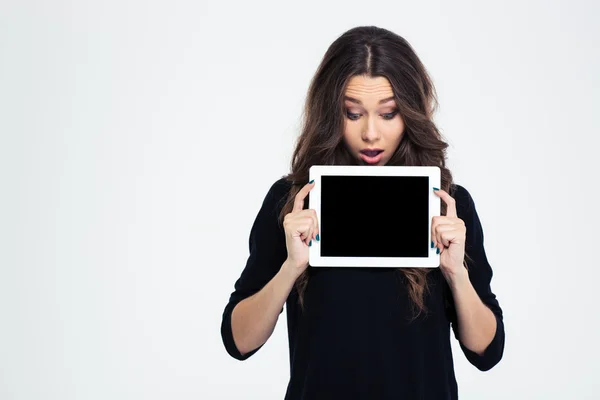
383,120,404,141
343,125,360,144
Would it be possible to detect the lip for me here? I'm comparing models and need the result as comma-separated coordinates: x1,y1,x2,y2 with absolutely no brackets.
359,151,384,164
360,148,384,154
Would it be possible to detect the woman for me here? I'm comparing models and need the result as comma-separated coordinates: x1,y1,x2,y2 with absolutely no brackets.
221,25,505,399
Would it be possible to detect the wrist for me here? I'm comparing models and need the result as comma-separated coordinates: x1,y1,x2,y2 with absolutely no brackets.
280,259,304,281
447,266,470,292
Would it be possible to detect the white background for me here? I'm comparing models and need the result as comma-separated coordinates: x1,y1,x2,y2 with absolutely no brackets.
1,0,599,399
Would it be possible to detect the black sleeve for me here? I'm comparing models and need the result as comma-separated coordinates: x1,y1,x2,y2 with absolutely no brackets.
220,179,289,361
446,184,506,371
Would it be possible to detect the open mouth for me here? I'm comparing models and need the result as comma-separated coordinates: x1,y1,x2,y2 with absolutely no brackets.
359,149,384,164
360,150,383,157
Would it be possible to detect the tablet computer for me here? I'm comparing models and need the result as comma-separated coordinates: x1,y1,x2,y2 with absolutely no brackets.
308,165,440,268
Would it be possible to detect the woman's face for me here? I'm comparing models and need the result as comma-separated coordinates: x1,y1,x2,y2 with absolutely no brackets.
342,75,405,165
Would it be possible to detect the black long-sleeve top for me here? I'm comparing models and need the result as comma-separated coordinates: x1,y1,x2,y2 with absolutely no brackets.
221,177,505,399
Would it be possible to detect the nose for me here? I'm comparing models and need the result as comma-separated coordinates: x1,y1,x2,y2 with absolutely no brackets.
361,116,380,142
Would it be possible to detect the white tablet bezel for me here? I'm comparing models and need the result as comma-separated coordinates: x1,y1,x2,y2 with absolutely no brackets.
308,165,441,268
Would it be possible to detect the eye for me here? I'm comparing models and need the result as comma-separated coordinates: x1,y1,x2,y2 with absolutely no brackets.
382,110,399,120
345,109,399,121
346,111,361,121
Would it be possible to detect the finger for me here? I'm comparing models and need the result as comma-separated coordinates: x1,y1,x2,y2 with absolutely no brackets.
296,208,319,243
431,216,452,249
432,218,449,253
437,225,460,250
309,213,319,244
295,216,313,246
304,224,313,246
293,180,315,213
434,223,443,254
431,216,439,251
437,227,449,250
433,188,457,219
310,209,319,241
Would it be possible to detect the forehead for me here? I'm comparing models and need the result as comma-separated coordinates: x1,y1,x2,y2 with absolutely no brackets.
344,75,394,102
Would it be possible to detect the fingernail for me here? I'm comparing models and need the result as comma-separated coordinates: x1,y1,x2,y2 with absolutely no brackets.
309,179,315,184
316,234,320,241
436,247,440,254
309,240,312,246
431,240,434,248
433,187,439,191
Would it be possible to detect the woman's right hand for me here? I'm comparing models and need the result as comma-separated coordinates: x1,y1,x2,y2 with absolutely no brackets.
282,180,319,276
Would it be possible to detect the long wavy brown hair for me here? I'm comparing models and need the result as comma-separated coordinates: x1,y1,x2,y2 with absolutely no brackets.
277,26,473,320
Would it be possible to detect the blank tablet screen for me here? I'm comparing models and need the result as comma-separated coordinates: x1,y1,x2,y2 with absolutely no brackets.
320,175,430,258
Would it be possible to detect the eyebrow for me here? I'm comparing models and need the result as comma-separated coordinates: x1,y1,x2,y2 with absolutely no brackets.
344,95,395,105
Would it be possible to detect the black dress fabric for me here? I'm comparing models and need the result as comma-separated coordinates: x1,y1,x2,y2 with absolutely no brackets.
221,177,505,399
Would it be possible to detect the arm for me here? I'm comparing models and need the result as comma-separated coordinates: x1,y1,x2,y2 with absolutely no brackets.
447,270,498,356
231,260,299,355
445,184,505,371
221,178,293,360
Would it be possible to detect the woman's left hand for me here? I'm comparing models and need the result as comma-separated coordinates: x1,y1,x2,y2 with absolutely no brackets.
432,188,468,284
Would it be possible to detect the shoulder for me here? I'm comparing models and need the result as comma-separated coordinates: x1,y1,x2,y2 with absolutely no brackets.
450,183,475,219
262,175,295,212
271,175,294,194
269,175,294,198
